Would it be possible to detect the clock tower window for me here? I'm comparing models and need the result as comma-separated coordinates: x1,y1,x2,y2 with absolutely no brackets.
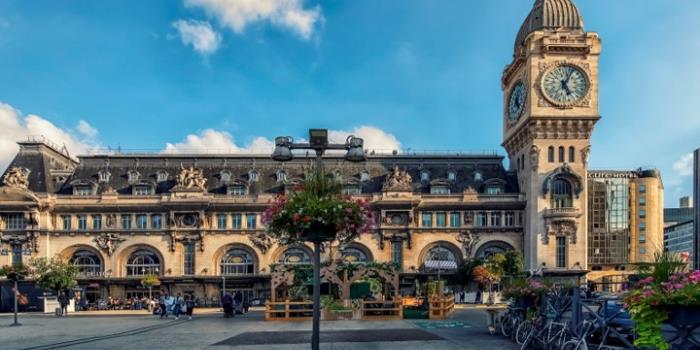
548,147,555,163
568,147,575,163
551,179,574,208
558,147,565,163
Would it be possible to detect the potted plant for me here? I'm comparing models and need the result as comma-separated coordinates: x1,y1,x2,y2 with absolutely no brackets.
623,252,700,350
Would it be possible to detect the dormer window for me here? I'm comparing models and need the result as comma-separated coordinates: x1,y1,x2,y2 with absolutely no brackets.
484,185,503,195
74,186,93,196
98,170,111,183
334,170,343,182
248,170,259,182
156,170,168,182
276,170,287,183
447,171,456,182
420,170,430,182
133,185,154,196
227,185,247,196
342,185,361,195
430,185,450,195
473,171,483,182
360,171,370,182
127,170,140,183
220,170,232,183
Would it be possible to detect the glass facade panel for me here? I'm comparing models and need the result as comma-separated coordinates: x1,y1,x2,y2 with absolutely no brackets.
92,215,102,230
183,243,195,275
121,214,131,229
126,250,160,276
77,215,87,230
246,214,256,229
151,215,162,229
136,214,148,229
422,213,432,227
556,236,567,268
588,177,630,265
391,241,403,269
450,212,460,227
221,248,255,275
6,214,27,229
217,214,228,229
62,215,71,230
436,212,446,227
232,214,242,229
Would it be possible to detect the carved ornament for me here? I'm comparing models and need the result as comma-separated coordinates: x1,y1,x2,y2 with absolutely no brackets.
382,166,412,192
3,167,30,190
94,233,126,257
247,232,272,254
175,165,207,191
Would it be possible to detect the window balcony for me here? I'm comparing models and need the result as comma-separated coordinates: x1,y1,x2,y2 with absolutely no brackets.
543,207,581,219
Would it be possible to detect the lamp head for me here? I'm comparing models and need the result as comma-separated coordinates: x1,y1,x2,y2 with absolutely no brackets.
344,136,366,162
271,136,294,161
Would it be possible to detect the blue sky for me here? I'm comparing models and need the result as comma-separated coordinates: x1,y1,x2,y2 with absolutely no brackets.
0,0,698,207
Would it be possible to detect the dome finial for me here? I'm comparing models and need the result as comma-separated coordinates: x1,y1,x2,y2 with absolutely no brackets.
514,0,585,53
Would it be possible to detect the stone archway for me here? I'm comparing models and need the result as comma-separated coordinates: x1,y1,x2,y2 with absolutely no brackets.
474,240,516,260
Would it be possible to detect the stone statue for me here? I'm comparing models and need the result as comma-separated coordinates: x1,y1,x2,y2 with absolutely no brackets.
94,233,126,257
382,165,412,191
105,214,117,228
177,165,207,191
2,167,30,190
529,145,540,171
457,230,480,258
581,146,591,166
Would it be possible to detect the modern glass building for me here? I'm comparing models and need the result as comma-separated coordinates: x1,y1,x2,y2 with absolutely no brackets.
588,177,630,266
664,221,694,269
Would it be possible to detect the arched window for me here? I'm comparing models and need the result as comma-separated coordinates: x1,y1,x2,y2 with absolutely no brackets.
278,248,311,265
126,249,160,276
568,146,575,163
221,248,255,275
71,250,101,277
425,245,457,262
551,178,573,208
520,154,525,170
548,146,554,163
341,247,369,264
420,170,430,182
558,146,565,163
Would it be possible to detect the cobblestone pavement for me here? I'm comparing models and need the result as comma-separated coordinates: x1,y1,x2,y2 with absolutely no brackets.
0,308,518,350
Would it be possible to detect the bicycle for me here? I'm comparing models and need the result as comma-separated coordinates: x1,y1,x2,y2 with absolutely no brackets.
516,312,569,350
499,305,526,338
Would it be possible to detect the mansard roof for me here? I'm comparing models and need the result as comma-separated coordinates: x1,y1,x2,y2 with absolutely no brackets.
514,0,584,53
50,153,519,196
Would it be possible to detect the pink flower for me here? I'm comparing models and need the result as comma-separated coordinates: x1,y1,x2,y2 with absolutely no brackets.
639,276,654,285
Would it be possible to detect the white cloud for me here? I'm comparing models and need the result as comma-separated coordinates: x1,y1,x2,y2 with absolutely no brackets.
162,129,274,154
184,0,322,40
77,120,98,139
673,152,694,177
328,126,401,154
173,19,222,55
162,125,401,155
0,102,100,172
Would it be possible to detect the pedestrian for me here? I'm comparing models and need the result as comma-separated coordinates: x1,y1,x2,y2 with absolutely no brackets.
185,295,195,320
233,291,243,314
58,292,69,316
174,293,183,320
159,292,168,319
459,291,465,304
222,292,233,318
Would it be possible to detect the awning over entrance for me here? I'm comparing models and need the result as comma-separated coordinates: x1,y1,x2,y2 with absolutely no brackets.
423,260,458,271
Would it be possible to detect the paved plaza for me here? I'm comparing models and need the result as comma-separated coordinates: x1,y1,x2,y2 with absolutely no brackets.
0,307,517,350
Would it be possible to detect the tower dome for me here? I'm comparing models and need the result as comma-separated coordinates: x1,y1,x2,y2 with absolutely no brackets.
514,0,584,53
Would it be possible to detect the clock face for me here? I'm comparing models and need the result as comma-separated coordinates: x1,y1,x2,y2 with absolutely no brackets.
508,81,527,121
542,65,589,105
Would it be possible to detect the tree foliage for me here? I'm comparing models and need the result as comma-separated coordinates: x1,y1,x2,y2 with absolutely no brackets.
141,273,160,288
29,257,78,293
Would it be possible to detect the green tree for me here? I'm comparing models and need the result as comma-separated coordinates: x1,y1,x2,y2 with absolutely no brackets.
29,257,78,294
501,250,524,276
449,258,483,288
141,273,160,289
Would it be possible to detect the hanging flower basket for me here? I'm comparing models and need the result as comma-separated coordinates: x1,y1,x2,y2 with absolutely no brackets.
262,173,375,245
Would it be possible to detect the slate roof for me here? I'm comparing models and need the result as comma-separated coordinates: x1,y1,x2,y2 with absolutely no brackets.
59,153,519,196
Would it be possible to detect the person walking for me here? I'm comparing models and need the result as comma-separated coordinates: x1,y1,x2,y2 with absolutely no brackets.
174,293,183,320
185,295,195,320
233,291,243,314
222,292,233,318
159,292,168,319
58,292,69,316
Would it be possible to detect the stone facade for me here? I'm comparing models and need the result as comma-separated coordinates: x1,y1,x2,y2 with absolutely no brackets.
0,141,524,302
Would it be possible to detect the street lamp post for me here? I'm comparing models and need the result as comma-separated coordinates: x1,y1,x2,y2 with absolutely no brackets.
11,279,20,327
271,129,366,350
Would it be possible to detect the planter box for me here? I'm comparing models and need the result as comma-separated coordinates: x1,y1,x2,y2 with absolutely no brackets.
322,308,355,321
666,306,700,327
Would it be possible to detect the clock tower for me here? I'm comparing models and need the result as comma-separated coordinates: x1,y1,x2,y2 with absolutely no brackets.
502,0,601,273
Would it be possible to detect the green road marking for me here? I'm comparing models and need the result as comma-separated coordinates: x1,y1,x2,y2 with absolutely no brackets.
414,321,473,329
